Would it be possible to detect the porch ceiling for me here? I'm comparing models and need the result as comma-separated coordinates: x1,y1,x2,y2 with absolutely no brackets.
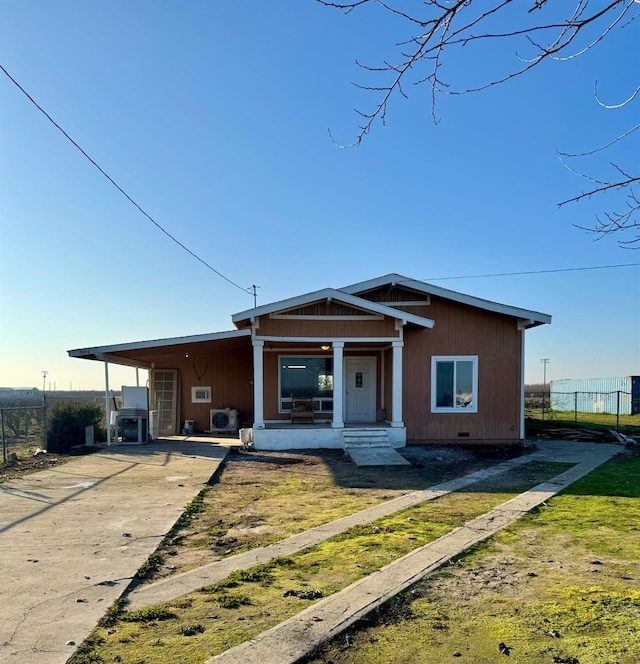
67,330,251,369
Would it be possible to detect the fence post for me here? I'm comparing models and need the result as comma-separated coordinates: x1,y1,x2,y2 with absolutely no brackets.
43,394,47,450
1,409,6,463
574,392,578,424
616,391,620,430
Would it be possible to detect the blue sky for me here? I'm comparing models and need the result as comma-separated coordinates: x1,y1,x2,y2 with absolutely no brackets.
1,0,638,390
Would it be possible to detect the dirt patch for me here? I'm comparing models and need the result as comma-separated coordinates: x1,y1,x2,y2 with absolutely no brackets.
0,450,69,481
141,444,532,583
0,445,104,483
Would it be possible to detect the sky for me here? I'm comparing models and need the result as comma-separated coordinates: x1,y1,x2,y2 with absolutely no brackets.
1,0,639,391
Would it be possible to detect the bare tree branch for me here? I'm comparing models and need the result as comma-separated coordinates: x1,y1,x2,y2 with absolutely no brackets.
319,0,640,245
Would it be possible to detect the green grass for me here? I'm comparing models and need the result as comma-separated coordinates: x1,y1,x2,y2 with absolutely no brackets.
69,459,570,664
305,453,640,664
526,408,640,432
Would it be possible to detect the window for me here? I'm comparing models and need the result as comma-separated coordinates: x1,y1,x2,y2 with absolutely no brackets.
431,356,478,413
280,357,333,413
191,386,212,403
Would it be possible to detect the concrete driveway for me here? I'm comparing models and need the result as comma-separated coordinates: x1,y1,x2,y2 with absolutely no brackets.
0,438,229,664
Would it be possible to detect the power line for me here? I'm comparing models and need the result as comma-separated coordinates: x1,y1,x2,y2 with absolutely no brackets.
1,64,252,296
413,262,640,282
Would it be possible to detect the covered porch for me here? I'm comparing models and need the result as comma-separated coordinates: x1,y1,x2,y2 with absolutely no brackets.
247,338,407,451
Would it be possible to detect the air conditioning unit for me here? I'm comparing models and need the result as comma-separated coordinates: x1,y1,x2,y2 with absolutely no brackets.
210,408,239,434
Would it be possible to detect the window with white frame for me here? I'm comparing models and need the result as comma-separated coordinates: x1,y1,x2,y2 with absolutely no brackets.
279,357,334,413
431,356,478,413
191,386,212,403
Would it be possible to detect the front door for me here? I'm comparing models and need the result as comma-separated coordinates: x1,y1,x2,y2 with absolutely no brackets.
150,369,178,436
344,357,376,422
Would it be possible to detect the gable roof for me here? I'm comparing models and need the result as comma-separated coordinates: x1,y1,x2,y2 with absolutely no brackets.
340,274,551,328
232,287,435,329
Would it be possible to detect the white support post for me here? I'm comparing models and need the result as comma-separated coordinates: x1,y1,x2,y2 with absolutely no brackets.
104,361,111,446
380,350,385,411
391,340,404,427
252,340,265,429
520,329,526,441
136,368,140,387
332,342,344,428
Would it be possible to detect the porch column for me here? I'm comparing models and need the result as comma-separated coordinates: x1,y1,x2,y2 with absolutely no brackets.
331,342,344,428
391,340,404,427
252,340,265,429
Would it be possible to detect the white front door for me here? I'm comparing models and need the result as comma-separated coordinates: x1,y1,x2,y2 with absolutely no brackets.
344,357,376,422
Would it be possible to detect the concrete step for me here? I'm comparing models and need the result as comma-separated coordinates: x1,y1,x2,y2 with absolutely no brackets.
342,430,390,448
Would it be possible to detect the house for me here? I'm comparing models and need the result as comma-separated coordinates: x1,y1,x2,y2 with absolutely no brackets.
68,274,551,449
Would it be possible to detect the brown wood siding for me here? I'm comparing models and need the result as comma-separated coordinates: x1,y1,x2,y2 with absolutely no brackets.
403,296,522,444
257,315,398,338
277,301,377,316
353,286,431,318
358,286,427,303
263,352,281,421
118,338,253,432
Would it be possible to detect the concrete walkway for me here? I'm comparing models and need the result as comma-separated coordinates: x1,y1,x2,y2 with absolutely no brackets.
205,441,620,664
0,439,228,664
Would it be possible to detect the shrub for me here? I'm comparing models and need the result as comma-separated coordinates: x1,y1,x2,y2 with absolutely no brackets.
46,402,105,453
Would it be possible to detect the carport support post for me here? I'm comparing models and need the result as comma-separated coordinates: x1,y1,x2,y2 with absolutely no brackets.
332,342,344,428
104,361,111,446
252,340,265,428
390,340,404,427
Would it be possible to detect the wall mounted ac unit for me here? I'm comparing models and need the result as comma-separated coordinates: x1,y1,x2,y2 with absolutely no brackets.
210,408,239,434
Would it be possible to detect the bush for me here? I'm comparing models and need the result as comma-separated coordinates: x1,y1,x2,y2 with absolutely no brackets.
46,402,105,453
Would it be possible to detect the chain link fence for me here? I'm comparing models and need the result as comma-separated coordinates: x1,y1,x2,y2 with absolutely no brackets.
526,390,638,430
0,395,106,462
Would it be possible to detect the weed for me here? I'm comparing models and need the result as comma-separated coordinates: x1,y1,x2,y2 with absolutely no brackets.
229,564,273,584
215,592,252,609
120,607,176,623
135,551,165,580
179,624,205,636
97,598,126,628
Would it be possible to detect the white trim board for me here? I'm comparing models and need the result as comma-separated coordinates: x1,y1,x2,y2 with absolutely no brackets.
232,288,434,329
256,336,403,344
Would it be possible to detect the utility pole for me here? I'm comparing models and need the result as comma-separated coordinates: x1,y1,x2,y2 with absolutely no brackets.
540,359,550,420
250,284,260,308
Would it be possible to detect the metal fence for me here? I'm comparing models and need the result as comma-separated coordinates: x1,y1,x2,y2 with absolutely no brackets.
530,390,638,430
0,395,105,462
